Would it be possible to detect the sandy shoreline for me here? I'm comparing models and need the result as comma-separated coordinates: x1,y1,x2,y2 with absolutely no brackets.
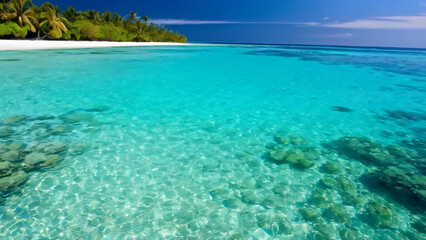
0,40,192,51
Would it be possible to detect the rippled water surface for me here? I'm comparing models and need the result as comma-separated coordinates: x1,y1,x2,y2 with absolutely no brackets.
0,45,425,239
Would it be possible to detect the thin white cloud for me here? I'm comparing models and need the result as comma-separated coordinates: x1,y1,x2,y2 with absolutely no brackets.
150,16,426,30
420,2,426,6
323,33,354,38
324,15,426,29
323,17,329,20
149,18,319,26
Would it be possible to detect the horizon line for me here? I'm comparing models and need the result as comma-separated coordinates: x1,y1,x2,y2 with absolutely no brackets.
191,41,426,51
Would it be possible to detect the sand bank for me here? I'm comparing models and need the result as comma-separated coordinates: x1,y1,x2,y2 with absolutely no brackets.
0,40,191,51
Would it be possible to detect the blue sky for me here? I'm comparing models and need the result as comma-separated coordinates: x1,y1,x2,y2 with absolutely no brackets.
35,0,426,48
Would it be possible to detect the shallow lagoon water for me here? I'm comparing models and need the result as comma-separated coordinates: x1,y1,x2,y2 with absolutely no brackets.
0,45,425,239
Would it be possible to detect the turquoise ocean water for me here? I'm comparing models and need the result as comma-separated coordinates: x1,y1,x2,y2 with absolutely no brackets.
0,44,425,239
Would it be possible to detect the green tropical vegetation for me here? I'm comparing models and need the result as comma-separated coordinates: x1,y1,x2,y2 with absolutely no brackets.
0,0,187,42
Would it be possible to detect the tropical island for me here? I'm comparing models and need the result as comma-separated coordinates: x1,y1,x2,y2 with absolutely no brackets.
0,0,187,43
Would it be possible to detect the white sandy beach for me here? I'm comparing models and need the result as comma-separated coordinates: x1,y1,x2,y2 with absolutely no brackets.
0,39,191,51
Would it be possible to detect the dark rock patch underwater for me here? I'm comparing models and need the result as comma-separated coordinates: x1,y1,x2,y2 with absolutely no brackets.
0,59,20,62
331,106,354,113
325,136,426,215
246,47,426,77
0,108,103,202
261,133,425,237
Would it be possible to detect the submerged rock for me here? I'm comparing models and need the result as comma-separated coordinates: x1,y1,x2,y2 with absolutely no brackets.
323,203,352,226
334,136,425,174
386,145,419,159
321,161,342,174
2,115,27,125
0,161,17,178
50,125,70,135
1,151,20,162
273,182,290,196
364,198,398,228
0,126,14,138
266,134,321,169
260,197,276,209
331,106,354,113
312,220,336,239
210,188,229,198
44,142,67,154
0,171,27,191
341,192,366,207
41,155,61,167
7,142,25,151
266,147,318,169
85,105,110,112
28,141,67,154
335,177,366,206
365,166,426,213
24,152,47,166
385,110,426,121
288,135,308,146
299,207,320,222
241,191,261,205
330,137,397,166
273,136,288,145
309,188,334,208
400,138,426,157
23,152,61,170
320,177,339,189
59,112,94,124
319,176,365,207
336,176,357,196
296,156,316,169
223,199,243,209
30,122,51,131
33,115,55,121
267,147,287,163
0,112,74,204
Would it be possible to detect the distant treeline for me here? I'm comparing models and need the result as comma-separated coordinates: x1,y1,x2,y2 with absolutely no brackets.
0,0,187,42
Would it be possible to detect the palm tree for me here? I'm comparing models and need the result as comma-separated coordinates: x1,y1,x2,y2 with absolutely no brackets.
123,18,132,30
133,20,148,42
103,11,111,22
62,6,76,20
0,0,38,32
0,0,9,12
0,3,10,18
39,5,68,39
78,9,91,19
40,2,53,12
89,10,101,24
112,12,122,26
143,16,148,23
129,11,136,23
